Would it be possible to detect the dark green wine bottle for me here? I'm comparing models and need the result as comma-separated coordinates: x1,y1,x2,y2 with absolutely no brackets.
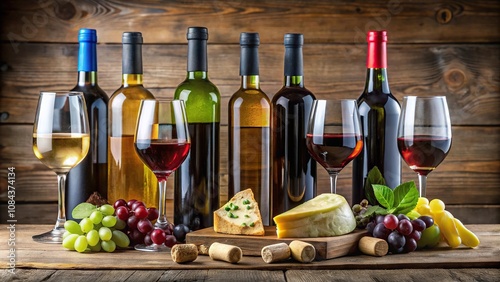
174,27,221,231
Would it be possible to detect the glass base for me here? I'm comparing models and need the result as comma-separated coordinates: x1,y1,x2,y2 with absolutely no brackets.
134,243,171,252
32,227,65,244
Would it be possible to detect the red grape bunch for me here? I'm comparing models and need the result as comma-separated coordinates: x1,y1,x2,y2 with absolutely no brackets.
366,214,434,254
113,199,190,247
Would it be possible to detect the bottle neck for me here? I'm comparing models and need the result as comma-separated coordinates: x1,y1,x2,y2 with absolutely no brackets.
122,74,143,86
242,75,260,89
284,46,304,87
364,68,390,93
78,41,97,73
122,43,143,75
187,70,207,80
76,71,98,86
187,39,207,72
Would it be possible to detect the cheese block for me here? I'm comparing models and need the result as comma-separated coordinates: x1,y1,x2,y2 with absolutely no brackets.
273,193,356,238
214,189,265,236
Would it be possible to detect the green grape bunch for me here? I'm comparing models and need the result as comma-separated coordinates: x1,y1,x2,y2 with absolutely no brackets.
62,203,130,253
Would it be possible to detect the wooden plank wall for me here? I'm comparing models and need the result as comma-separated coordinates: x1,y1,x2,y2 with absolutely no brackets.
0,0,499,224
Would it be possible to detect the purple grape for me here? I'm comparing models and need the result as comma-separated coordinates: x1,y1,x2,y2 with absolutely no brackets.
137,219,153,234
397,214,410,221
397,219,413,236
366,221,376,235
388,231,406,252
383,214,399,230
419,216,434,228
375,215,385,224
373,223,391,240
403,238,417,253
407,230,421,241
411,218,426,232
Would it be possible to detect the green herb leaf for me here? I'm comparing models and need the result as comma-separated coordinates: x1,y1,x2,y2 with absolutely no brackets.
392,181,419,215
364,166,386,205
373,184,394,209
72,203,97,219
362,205,388,218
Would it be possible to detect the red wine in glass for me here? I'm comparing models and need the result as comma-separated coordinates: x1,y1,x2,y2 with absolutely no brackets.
306,99,363,194
397,135,451,176
397,96,452,197
135,139,190,181
307,133,363,171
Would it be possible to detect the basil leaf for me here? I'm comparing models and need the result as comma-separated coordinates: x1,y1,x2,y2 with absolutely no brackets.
362,205,388,218
373,184,394,209
72,203,97,219
393,181,416,207
392,183,419,215
364,166,386,205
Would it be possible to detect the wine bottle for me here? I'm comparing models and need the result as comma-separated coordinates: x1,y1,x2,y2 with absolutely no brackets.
271,33,317,220
228,32,271,225
174,27,221,231
108,32,157,208
352,30,401,205
66,29,108,220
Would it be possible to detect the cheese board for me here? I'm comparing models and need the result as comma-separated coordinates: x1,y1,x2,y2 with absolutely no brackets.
186,226,367,260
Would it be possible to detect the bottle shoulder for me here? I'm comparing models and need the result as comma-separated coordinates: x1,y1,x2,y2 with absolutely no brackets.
71,84,109,102
272,86,316,104
109,85,155,102
230,89,271,106
358,91,401,113
174,79,221,101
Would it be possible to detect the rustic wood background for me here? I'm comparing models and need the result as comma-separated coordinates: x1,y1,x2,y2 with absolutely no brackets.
0,0,499,224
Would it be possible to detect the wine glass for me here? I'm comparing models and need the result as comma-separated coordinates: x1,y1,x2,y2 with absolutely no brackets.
32,91,90,243
134,99,190,252
306,99,363,194
397,96,452,197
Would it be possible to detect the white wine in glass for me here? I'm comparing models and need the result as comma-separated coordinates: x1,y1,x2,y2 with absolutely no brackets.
32,91,90,243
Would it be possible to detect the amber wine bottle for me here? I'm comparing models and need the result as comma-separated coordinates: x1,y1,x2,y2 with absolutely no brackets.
108,32,157,207
174,27,221,231
228,33,271,225
66,29,108,220
271,34,316,220
352,30,401,205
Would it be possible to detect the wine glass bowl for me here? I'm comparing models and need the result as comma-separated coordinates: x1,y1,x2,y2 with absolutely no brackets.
134,99,190,251
397,96,452,197
32,91,90,243
306,99,363,194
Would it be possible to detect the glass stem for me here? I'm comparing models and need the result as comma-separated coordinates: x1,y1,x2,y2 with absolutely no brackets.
156,179,169,227
55,173,67,230
418,174,427,197
328,172,339,194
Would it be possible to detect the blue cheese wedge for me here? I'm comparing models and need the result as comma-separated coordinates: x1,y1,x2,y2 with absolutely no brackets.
213,189,265,236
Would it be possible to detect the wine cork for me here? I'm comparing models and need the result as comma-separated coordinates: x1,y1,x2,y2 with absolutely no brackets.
358,236,388,257
197,244,209,255
261,242,291,263
171,244,198,263
208,242,242,263
289,240,316,263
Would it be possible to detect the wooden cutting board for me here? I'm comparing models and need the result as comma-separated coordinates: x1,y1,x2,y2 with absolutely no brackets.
186,226,367,260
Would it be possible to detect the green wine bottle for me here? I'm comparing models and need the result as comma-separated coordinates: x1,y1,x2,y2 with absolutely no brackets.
174,27,221,231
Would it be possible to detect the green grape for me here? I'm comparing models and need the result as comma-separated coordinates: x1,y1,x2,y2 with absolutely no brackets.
64,220,83,235
114,217,126,230
62,231,71,240
101,240,116,252
74,235,88,253
89,210,104,225
112,230,130,248
86,230,100,247
80,218,94,233
418,224,441,249
89,243,101,252
102,215,117,227
100,204,115,216
62,234,79,250
94,223,102,231
99,227,112,241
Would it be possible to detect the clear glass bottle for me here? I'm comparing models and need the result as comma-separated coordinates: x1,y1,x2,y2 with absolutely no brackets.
229,32,271,225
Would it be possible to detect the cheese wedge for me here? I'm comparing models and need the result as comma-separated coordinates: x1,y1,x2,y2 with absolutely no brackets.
273,193,356,238
214,189,265,236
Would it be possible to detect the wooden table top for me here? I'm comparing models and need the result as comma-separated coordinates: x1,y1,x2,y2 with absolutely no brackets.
1,224,499,281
